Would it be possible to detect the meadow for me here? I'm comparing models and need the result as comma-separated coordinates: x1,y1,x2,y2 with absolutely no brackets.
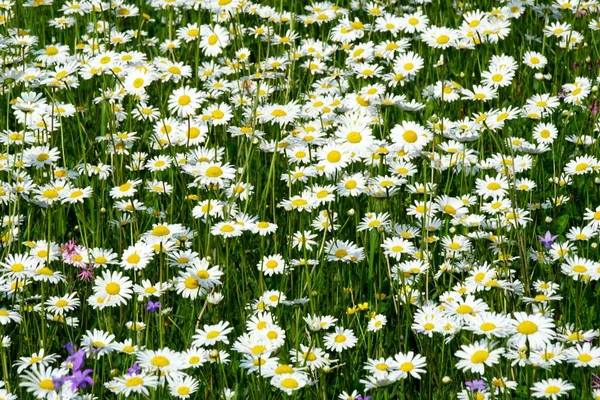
0,0,600,398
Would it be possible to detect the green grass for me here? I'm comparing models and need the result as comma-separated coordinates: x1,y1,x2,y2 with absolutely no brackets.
1,0,600,399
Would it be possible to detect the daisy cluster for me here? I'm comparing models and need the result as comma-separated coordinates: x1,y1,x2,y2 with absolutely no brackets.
0,0,600,398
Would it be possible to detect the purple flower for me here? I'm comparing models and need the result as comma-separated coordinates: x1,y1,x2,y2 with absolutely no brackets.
146,301,161,312
127,362,141,375
63,238,78,255
66,369,94,390
588,100,599,117
357,396,371,400
63,342,75,355
52,376,66,390
76,265,94,281
465,379,487,392
592,373,600,389
538,231,558,249
67,349,86,372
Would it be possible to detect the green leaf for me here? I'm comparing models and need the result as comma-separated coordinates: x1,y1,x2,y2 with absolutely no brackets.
555,214,570,234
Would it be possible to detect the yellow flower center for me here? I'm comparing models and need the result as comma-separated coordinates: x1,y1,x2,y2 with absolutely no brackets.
205,166,223,178
281,378,298,389
150,355,170,367
327,150,341,163
436,35,450,44
545,386,560,394
334,334,346,343
517,320,538,335
39,379,55,391
403,130,418,143
470,350,489,363
205,330,220,339
105,282,120,295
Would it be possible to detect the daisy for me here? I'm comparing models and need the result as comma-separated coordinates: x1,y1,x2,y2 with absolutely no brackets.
326,240,365,263
182,347,208,369
558,324,598,343
290,345,331,370
92,270,133,307
564,155,598,176
36,43,70,64
44,293,79,315
481,66,514,87
358,212,391,232
584,206,600,229
196,162,236,187
89,247,118,268
192,321,234,347
168,86,203,117
175,271,204,300
136,348,185,374
201,102,233,126
560,256,598,281
176,23,201,43
532,122,558,144
462,85,498,102
525,93,560,114
259,102,301,126
324,327,357,353
123,68,156,95
445,294,489,320
168,375,199,399
62,186,93,204
391,351,427,379
20,365,68,398
531,378,574,399
13,349,59,373
317,144,352,175
258,254,287,276
390,121,431,152
475,175,509,199
114,339,138,355
523,51,547,69
271,373,308,395
200,24,230,57
455,340,504,374
120,243,153,271
110,372,160,396
367,315,387,332
251,221,278,236
211,221,244,238
0,253,38,279
24,145,60,168
400,11,429,33
564,342,600,367
509,312,555,349
279,193,318,213
381,237,415,260
337,173,367,197
421,26,458,49
335,120,374,155
465,312,511,338
109,179,142,199
81,328,117,357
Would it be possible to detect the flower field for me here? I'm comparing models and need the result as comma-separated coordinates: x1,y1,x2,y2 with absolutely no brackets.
2,0,600,398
